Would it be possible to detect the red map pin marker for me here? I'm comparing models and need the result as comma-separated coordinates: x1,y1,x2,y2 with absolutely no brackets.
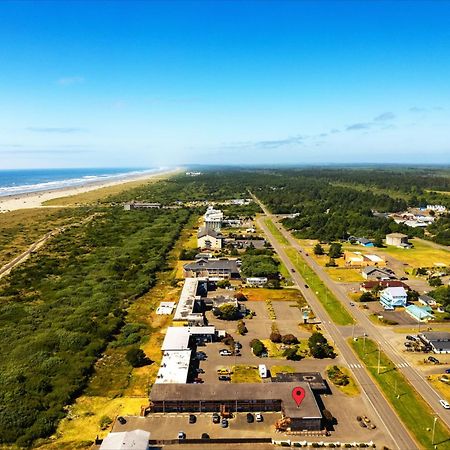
292,386,305,407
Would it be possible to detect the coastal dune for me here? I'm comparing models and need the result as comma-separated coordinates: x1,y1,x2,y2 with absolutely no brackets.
0,167,181,212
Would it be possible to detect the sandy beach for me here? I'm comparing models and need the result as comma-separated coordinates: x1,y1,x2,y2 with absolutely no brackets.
0,167,181,212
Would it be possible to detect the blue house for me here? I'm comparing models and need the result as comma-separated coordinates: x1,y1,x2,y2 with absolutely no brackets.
380,287,408,310
348,236,374,247
405,305,434,322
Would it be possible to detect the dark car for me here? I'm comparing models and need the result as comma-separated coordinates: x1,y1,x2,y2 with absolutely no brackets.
428,356,440,364
196,368,205,373
234,342,242,349
400,276,408,280
218,375,231,381
189,414,196,424
304,284,309,288
117,416,126,425
445,368,450,374
221,418,228,428
212,413,220,424
246,413,254,423
201,433,210,439
406,335,416,341
193,377,204,383
291,268,295,273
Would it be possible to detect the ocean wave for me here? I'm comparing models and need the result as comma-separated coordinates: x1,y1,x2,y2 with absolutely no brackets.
0,168,165,197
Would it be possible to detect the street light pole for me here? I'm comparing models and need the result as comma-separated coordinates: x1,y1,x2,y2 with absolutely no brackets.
432,416,437,446
377,343,381,375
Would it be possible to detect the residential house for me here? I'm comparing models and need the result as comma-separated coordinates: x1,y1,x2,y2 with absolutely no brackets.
348,236,374,247
361,266,395,280
379,286,408,309
405,305,434,323
386,233,410,248
246,277,268,287
183,258,240,279
197,228,223,250
360,280,409,292
124,201,161,210
418,294,437,307
344,251,385,267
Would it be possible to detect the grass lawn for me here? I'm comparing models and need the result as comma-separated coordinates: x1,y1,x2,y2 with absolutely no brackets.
326,365,360,397
270,365,295,376
284,246,354,326
231,365,262,383
379,238,450,268
264,218,289,245
261,339,285,358
351,337,450,449
428,374,450,402
325,267,363,282
240,287,306,305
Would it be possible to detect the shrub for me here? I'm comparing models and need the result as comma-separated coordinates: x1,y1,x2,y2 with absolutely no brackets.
234,292,247,301
217,303,240,320
283,347,302,361
237,320,247,335
99,415,113,430
359,292,375,302
281,334,298,345
126,348,150,368
308,332,335,359
250,339,266,357
314,243,324,255
270,331,282,343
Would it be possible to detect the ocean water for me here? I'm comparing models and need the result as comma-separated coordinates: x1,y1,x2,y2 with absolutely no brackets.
0,167,160,197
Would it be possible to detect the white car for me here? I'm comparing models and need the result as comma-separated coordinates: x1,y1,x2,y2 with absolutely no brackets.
219,349,233,356
439,399,450,409
255,413,263,422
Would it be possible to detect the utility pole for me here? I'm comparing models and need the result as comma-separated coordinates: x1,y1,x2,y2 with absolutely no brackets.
377,343,381,375
352,323,355,339
432,416,437,446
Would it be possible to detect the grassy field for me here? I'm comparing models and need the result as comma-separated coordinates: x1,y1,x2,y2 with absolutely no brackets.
270,365,295,376
231,365,262,383
379,238,450,268
42,172,177,206
0,207,76,267
324,267,363,282
326,365,360,397
240,287,306,304
285,247,354,326
45,214,196,448
428,374,450,402
351,338,450,449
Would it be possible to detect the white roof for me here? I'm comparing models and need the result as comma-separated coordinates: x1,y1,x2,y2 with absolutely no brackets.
383,287,407,297
365,254,383,263
173,278,201,321
155,350,192,384
156,302,176,315
100,429,150,450
161,326,216,351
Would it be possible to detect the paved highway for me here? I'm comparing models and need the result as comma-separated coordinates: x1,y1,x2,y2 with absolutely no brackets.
258,208,450,431
255,210,418,450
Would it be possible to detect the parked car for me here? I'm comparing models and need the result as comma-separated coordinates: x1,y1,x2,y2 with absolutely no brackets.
445,368,450,374
405,335,416,341
201,433,210,439
218,375,231,381
404,342,413,347
260,352,268,358
189,414,196,424
221,418,229,428
178,431,186,439
212,413,220,424
195,353,207,360
219,349,233,356
246,413,254,423
428,356,440,364
400,276,408,280
304,284,309,288
196,368,205,373
234,342,242,349
255,413,263,422
291,269,295,273
439,399,450,409
349,302,355,306
117,416,126,425
193,377,204,384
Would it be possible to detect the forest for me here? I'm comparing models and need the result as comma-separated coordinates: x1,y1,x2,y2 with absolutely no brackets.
0,206,190,446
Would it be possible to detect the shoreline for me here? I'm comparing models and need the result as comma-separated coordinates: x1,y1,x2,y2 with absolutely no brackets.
0,167,182,212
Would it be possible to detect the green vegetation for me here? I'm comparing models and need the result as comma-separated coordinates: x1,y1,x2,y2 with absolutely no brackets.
250,338,266,357
214,303,241,320
429,285,450,315
125,348,151,368
326,365,360,396
351,337,450,448
308,332,335,359
285,247,354,325
231,365,262,383
240,253,279,278
264,218,289,244
0,207,190,446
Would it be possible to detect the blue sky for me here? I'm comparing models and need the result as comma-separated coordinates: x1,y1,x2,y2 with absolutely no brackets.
1,1,449,168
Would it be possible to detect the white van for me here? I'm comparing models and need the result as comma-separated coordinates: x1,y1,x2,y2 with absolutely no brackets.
258,364,267,378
